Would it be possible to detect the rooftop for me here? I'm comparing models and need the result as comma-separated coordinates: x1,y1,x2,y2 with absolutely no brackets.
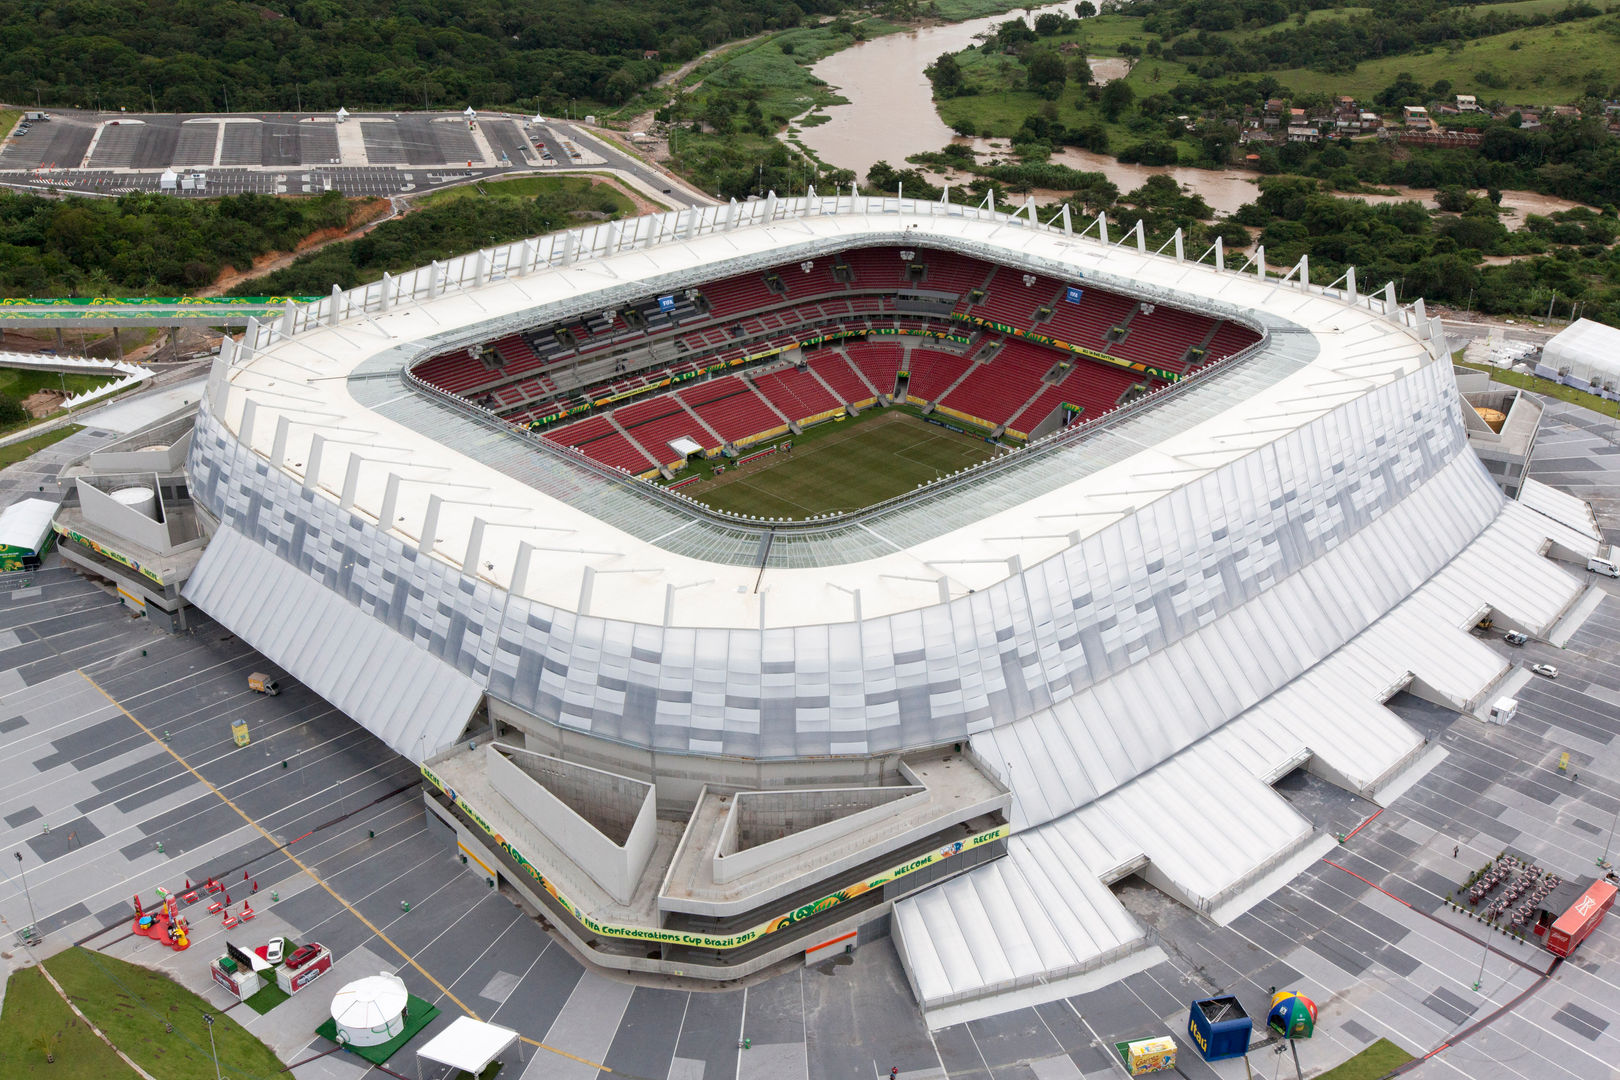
207,195,1441,631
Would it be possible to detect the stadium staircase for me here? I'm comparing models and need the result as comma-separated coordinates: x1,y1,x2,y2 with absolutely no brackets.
605,412,666,473
676,397,726,446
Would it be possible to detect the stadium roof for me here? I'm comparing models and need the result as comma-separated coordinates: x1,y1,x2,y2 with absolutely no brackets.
206,195,1439,632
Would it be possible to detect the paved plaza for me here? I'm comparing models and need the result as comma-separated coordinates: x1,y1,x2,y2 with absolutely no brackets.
0,391,1616,1079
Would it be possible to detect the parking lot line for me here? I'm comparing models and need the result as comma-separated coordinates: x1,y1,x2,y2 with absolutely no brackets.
76,667,479,1019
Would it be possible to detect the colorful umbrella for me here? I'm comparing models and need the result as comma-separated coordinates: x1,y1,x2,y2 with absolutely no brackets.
1268,990,1317,1039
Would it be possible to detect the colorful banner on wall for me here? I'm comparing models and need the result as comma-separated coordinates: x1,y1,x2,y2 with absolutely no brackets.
952,312,1180,382
51,524,164,584
422,763,1009,949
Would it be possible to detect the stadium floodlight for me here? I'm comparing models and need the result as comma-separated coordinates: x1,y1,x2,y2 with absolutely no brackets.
801,261,815,273
1022,274,1037,287
899,250,916,261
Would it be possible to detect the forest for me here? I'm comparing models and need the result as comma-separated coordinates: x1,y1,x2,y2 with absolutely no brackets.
229,176,633,295
0,189,356,295
0,0,839,114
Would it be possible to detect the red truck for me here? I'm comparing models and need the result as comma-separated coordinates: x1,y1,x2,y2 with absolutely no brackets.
1547,880,1617,958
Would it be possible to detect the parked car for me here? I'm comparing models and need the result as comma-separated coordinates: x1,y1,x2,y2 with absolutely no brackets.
285,943,322,970
1530,663,1558,678
1503,631,1528,646
265,937,285,963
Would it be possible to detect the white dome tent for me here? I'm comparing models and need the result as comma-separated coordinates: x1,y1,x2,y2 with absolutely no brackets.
329,973,408,1047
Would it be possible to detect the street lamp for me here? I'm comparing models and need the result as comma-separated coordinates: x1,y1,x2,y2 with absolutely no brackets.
204,1014,221,1080
13,852,39,941
1598,798,1619,869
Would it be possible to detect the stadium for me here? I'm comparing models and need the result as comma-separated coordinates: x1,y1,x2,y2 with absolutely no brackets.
179,190,1605,1017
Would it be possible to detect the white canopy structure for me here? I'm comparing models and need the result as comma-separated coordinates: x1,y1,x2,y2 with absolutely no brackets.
415,1016,521,1077
1542,318,1620,391
0,498,57,558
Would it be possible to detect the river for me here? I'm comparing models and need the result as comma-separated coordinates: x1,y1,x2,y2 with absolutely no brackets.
798,1,1079,184
799,12,1587,227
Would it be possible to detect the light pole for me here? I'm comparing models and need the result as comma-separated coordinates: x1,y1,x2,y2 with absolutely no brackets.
1472,930,1490,992
13,852,39,940
204,1014,221,1080
1598,798,1619,869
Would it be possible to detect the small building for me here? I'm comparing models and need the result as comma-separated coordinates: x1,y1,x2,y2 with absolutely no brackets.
1286,124,1318,143
1456,94,1479,112
1402,105,1432,128
159,169,179,191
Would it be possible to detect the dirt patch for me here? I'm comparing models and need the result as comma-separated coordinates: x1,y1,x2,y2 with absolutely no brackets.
205,196,393,295
21,390,64,417
590,175,666,216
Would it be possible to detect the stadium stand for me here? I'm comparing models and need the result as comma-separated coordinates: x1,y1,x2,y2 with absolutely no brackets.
547,414,658,472
410,249,1266,466
752,365,840,421
904,347,979,403
814,351,884,407
613,395,709,462
938,339,1058,427
1042,288,1136,347
678,375,785,444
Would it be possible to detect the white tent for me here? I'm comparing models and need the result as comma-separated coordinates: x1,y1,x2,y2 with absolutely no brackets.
1542,318,1620,390
0,498,57,559
159,169,179,191
415,1016,521,1078
336,107,350,123
463,106,477,120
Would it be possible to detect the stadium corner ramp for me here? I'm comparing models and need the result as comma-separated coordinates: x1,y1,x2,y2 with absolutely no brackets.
184,525,483,760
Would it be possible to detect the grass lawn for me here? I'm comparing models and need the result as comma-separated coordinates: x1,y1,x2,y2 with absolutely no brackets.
419,175,635,214
1272,16,1620,104
0,965,139,1080
1455,359,1620,420
1315,1038,1415,1080
41,947,284,1080
673,408,999,518
0,424,83,468
0,365,114,402
0,109,20,140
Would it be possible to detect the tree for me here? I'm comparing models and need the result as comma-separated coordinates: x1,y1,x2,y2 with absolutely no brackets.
1028,49,1068,100
0,397,25,426
1075,1,1097,15
1099,79,1134,121
926,52,964,97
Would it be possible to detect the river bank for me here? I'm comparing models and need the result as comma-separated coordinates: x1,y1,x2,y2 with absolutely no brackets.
793,8,1591,226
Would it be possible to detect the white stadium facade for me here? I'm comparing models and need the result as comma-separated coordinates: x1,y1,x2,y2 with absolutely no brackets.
179,191,1606,1019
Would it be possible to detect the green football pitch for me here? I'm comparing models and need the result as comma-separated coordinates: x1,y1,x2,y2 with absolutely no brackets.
680,409,1001,519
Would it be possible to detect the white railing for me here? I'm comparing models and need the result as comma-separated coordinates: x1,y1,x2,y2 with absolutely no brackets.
227,188,1442,360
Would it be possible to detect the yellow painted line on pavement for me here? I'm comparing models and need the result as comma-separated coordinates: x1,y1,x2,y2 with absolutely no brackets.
79,670,612,1072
